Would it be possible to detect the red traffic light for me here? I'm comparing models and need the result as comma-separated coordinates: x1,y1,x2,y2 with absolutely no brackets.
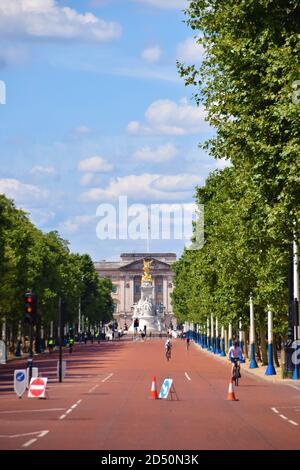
24,291,37,324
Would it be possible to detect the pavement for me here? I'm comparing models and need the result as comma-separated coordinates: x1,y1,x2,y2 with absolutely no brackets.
1,337,300,450
193,341,300,390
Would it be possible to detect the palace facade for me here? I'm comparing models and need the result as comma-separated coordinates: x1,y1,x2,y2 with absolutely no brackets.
94,253,176,328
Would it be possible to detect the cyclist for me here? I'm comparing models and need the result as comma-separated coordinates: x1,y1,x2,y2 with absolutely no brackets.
165,338,172,360
227,340,244,378
48,337,55,354
68,337,74,353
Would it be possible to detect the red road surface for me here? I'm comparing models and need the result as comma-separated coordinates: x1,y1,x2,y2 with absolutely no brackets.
1,338,300,450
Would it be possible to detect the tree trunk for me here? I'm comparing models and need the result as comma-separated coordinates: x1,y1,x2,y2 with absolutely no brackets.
273,334,280,367
255,328,262,362
244,330,249,358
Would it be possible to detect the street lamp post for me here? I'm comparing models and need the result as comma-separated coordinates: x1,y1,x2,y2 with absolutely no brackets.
265,306,276,375
249,293,258,369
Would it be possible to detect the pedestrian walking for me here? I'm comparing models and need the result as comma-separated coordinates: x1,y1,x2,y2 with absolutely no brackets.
186,337,190,351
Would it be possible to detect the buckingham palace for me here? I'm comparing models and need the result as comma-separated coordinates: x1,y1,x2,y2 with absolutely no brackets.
94,253,176,329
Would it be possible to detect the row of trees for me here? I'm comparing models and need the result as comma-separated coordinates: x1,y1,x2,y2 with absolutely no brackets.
172,0,299,364
0,194,114,352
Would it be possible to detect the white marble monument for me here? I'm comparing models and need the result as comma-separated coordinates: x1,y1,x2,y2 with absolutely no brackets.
129,260,165,334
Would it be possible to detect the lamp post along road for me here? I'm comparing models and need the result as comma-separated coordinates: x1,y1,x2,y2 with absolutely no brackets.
265,307,276,375
292,235,299,379
215,318,220,354
211,315,214,352
249,294,258,369
207,318,210,351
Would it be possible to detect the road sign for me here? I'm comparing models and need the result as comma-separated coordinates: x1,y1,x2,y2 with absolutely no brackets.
14,370,27,398
28,377,48,398
159,378,173,399
0,340,6,364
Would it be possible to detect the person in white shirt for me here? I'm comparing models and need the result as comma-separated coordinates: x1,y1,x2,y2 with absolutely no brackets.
165,338,172,360
227,340,244,378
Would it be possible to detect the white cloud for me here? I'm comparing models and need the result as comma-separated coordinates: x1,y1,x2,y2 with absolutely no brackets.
0,0,122,42
30,165,56,176
0,178,48,203
132,0,187,9
134,143,178,163
215,158,232,170
177,37,204,63
60,214,96,233
127,98,208,136
78,156,113,173
152,174,201,191
0,43,29,68
23,207,56,226
74,125,92,135
80,173,103,186
80,173,200,202
141,46,162,63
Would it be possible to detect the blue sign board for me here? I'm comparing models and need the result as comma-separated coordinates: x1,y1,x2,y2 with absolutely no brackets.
159,378,173,399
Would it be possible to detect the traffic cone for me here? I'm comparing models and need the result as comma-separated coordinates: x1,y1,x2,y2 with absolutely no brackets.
150,376,158,399
227,378,237,401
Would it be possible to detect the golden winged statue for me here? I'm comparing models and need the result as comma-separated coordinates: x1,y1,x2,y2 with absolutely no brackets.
141,259,153,284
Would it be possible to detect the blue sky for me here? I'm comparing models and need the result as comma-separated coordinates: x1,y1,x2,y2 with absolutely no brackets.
0,0,226,261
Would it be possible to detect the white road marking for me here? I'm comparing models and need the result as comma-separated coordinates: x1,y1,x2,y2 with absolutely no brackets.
0,408,64,414
271,408,299,426
287,384,300,391
0,430,48,439
88,384,99,393
38,431,49,438
22,438,37,448
59,400,82,420
184,372,191,381
102,373,113,383
288,420,298,426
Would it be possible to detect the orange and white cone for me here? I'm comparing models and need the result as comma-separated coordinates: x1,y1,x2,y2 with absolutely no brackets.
150,376,158,399
227,378,237,401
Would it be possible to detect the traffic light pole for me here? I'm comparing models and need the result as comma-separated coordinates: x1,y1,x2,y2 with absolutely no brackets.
28,321,33,384
58,297,63,383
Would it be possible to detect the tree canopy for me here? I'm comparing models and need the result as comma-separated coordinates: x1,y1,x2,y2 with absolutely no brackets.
0,195,113,337
172,0,299,347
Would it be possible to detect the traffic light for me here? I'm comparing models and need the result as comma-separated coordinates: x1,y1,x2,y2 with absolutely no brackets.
24,291,37,324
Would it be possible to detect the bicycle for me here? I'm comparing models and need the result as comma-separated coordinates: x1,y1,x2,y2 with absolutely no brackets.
165,347,171,361
231,358,240,386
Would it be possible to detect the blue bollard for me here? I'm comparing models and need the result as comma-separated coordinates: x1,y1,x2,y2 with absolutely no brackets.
265,342,276,375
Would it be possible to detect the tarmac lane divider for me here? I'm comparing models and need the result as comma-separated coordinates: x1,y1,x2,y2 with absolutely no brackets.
0,430,49,449
59,399,82,421
22,430,49,449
